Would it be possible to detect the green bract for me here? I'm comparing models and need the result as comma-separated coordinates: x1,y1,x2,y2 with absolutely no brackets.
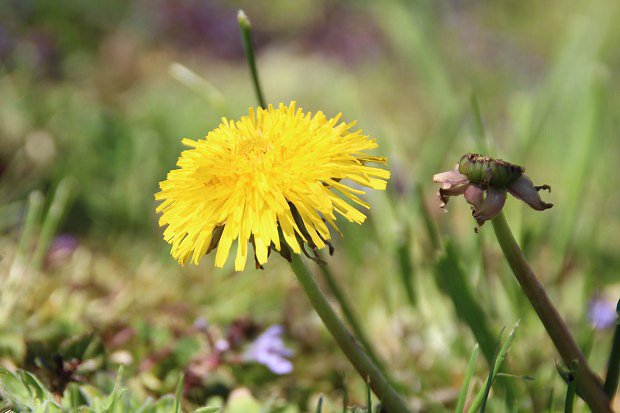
458,153,524,188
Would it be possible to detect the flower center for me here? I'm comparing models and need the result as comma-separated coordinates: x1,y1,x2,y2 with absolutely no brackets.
236,136,270,160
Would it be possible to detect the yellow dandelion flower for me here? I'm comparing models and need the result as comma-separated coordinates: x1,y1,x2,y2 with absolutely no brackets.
155,102,390,271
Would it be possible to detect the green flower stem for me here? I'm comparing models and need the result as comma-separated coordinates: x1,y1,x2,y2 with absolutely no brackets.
317,261,397,387
290,255,411,413
604,302,619,399
491,212,611,412
237,10,266,109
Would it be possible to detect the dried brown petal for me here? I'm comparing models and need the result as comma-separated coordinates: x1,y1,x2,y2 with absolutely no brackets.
433,170,469,186
438,184,469,209
507,174,553,211
472,188,507,226
464,185,484,209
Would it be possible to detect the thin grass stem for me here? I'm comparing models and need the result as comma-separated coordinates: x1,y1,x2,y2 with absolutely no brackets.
466,321,519,413
491,212,611,412
456,344,479,413
415,182,441,252
564,361,578,413
31,178,73,270
0,191,44,326
317,261,394,385
289,255,411,413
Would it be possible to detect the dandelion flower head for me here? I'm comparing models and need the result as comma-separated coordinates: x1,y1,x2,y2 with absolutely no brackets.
155,102,390,271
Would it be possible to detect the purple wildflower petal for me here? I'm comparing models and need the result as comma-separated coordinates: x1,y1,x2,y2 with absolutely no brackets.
244,324,294,375
259,354,293,375
46,234,79,267
588,297,618,330
215,339,230,352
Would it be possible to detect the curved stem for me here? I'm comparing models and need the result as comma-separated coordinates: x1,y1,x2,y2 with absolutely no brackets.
290,255,411,413
491,212,611,412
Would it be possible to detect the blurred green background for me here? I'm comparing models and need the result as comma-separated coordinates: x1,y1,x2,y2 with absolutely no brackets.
0,0,619,411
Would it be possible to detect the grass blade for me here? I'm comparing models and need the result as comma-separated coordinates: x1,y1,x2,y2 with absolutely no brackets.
105,364,126,412
396,227,416,306
175,372,185,413
315,395,323,413
0,191,44,326
31,178,73,270
479,328,504,413
318,259,394,387
467,321,521,413
342,381,348,413
456,344,479,413
434,241,496,364
366,377,372,413
546,387,555,413
564,361,579,413
469,91,491,154
416,182,441,252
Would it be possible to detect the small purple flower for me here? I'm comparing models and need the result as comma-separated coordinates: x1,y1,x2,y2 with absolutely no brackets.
244,325,294,374
214,339,230,353
588,296,618,330
46,234,79,268
193,316,209,332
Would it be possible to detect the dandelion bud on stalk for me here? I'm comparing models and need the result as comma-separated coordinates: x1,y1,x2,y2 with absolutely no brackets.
433,153,552,229
437,154,614,411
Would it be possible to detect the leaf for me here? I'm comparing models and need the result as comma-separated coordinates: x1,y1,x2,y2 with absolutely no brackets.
366,378,372,413
545,388,555,413
0,368,33,410
19,370,59,405
315,395,323,413
150,395,176,413
480,328,505,413
78,384,107,407
174,372,184,413
434,241,497,364
466,320,521,413
456,344,479,413
102,365,127,412
564,360,579,413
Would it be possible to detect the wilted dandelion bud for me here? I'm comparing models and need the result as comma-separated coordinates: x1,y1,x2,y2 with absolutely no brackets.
433,153,552,229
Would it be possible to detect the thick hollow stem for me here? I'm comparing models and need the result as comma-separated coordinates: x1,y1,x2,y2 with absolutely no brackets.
491,212,612,412
290,256,411,413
